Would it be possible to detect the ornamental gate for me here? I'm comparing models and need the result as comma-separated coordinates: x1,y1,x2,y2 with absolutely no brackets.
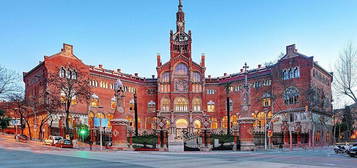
183,130,201,151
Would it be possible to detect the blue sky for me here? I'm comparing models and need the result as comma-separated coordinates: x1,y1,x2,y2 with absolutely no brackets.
1,0,356,80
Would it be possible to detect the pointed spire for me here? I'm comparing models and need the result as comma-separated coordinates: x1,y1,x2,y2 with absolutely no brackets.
176,0,185,32
178,0,183,11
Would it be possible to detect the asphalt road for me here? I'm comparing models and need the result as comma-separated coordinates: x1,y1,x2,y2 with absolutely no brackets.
1,135,356,168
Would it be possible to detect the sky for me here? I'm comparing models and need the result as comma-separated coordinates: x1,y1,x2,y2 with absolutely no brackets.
1,0,357,106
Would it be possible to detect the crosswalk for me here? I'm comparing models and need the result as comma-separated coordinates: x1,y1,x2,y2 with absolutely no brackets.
0,135,355,168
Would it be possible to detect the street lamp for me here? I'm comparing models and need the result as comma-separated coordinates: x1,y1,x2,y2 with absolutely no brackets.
133,91,139,136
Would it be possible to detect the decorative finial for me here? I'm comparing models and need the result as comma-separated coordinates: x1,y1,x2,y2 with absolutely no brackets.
178,0,183,11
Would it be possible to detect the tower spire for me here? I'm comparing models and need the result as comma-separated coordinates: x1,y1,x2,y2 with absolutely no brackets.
178,0,183,11
176,0,185,32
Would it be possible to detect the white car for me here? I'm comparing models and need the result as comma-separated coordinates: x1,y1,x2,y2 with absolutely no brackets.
47,136,63,146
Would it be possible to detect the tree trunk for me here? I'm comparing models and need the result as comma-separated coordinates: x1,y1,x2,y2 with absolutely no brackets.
25,119,32,140
65,101,71,136
20,113,24,134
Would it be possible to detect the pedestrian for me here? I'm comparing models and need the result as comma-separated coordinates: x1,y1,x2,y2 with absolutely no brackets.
89,140,93,151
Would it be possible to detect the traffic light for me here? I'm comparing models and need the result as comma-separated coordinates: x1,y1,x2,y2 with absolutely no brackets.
78,126,89,138
80,129,87,135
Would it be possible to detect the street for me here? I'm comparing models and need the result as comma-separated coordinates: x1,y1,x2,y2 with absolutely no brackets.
1,135,357,168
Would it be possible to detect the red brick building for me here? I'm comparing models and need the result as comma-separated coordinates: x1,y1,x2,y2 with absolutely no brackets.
23,1,333,146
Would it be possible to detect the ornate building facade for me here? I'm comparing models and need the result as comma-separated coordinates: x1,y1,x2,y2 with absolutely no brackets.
23,1,333,146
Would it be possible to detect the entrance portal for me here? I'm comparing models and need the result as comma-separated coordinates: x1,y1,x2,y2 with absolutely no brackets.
175,119,188,140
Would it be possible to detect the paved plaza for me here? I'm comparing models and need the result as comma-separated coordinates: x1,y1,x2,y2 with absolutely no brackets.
1,135,357,168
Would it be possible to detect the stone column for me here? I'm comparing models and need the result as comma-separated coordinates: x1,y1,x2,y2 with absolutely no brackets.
111,118,129,150
238,117,256,151
233,126,239,151
238,62,256,151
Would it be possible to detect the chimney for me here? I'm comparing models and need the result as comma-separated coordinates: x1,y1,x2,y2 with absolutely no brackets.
258,64,262,69
286,44,297,56
152,75,155,79
99,64,103,69
208,75,211,79
157,53,162,67
134,73,138,77
224,73,227,76
61,43,73,56
117,69,121,73
240,69,243,73
200,53,206,67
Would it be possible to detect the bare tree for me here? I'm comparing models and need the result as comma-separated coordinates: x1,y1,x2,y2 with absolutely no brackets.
47,63,91,135
334,43,357,104
0,66,21,100
37,91,62,140
7,92,32,139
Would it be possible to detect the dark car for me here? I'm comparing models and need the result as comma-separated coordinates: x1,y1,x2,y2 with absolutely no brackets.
334,145,347,154
15,134,28,143
347,146,357,157
57,139,73,148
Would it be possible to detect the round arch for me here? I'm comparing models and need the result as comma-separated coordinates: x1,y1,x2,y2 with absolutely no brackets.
174,62,188,75
193,119,201,129
174,97,188,112
175,118,189,129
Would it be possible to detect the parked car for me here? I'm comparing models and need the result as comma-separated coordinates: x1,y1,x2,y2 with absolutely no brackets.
57,139,73,148
49,136,63,146
334,145,347,154
44,138,53,145
347,146,357,157
15,134,28,143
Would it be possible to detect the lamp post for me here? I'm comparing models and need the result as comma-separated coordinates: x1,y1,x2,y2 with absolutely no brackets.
264,110,267,150
133,92,138,136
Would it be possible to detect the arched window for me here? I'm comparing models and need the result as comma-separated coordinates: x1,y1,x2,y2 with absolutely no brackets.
174,63,188,75
71,70,77,80
160,98,170,112
146,117,154,129
148,100,156,113
284,87,299,105
222,116,227,128
191,72,201,82
59,67,66,78
192,98,201,112
210,117,218,129
129,99,134,111
288,68,294,79
91,94,99,107
293,67,300,78
193,120,201,129
161,72,170,83
207,100,215,112
66,69,71,79
255,112,266,128
283,70,288,80
192,84,202,92
231,115,238,126
174,97,188,112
